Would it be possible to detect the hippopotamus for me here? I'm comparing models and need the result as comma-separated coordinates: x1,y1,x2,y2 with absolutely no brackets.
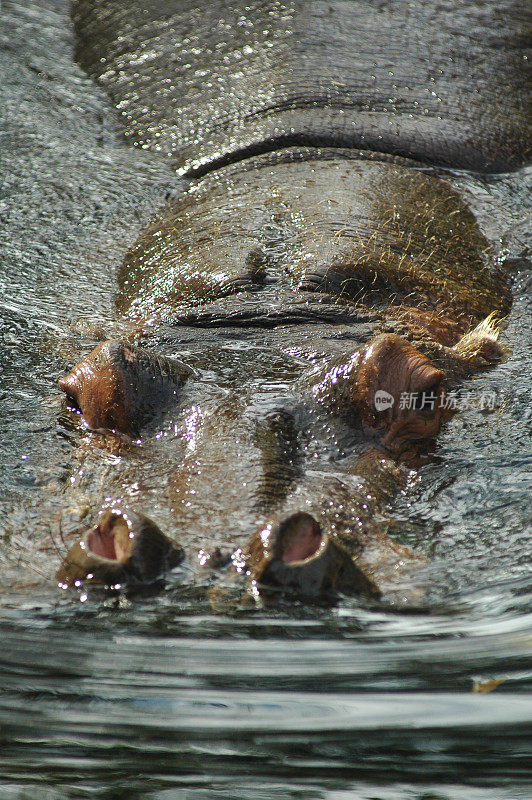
57,0,529,604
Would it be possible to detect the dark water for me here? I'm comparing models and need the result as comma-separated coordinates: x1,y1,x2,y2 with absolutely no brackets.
0,2,531,798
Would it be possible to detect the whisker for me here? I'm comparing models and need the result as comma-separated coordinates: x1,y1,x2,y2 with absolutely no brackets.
58,514,68,552
49,518,66,561
22,562,52,582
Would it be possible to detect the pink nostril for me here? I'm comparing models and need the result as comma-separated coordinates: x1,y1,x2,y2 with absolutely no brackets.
87,525,118,560
282,527,322,562
275,513,324,563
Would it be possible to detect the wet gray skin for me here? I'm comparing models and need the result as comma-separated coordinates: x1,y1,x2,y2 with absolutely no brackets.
57,0,528,604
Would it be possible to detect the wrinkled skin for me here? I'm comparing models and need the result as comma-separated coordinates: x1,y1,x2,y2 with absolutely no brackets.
116,151,511,326
56,0,527,603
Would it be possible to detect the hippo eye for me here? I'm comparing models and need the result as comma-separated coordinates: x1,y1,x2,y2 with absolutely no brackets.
413,383,440,411
64,395,82,414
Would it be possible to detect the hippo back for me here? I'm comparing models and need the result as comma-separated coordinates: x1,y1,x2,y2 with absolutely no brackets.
72,0,530,174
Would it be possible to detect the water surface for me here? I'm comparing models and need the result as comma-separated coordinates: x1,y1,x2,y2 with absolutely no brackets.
0,2,531,798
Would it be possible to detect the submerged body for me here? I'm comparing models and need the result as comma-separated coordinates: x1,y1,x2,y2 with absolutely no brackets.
57,0,528,603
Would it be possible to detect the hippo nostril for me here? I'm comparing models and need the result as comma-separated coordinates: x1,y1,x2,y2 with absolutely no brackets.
87,524,118,560
274,512,323,563
282,527,323,563
86,512,131,562
57,509,185,588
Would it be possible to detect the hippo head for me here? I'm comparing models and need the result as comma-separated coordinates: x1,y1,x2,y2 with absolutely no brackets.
246,512,380,601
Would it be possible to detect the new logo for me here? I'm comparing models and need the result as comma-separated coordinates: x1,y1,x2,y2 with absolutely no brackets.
374,390,394,411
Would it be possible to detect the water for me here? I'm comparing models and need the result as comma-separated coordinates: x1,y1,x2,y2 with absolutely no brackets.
0,2,531,798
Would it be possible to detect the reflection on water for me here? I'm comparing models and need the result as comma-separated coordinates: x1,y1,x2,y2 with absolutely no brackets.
0,2,531,798
1,585,531,797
